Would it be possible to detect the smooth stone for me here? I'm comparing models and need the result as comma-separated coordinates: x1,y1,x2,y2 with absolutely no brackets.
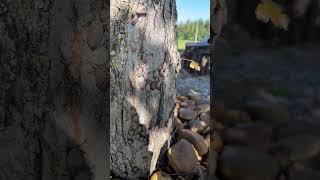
180,100,196,109
187,91,201,102
179,129,208,156
219,146,280,180
243,101,289,125
195,104,210,113
179,108,198,121
168,139,199,173
176,95,189,101
221,122,274,152
213,105,251,125
270,135,320,167
189,118,208,133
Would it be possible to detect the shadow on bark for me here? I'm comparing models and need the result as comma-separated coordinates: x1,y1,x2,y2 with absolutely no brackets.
110,0,180,179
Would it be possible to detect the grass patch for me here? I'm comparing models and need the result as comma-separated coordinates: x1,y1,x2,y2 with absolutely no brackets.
178,39,194,51
178,39,186,51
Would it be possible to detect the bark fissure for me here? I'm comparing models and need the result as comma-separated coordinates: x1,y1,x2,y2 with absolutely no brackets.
111,0,178,178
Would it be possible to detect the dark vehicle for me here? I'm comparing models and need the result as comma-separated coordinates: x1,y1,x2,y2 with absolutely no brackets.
182,34,211,75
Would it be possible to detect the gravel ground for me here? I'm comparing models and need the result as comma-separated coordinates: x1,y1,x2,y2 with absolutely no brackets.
176,69,210,101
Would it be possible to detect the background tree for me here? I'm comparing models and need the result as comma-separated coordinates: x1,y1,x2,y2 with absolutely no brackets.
177,19,210,41
110,0,180,179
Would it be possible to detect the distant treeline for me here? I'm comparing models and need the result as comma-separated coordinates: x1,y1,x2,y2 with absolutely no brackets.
177,19,210,41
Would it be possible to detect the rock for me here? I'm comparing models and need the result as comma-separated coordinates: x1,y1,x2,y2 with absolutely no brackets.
270,135,320,167
219,146,280,180
187,91,201,102
150,171,172,180
199,112,210,125
213,105,251,125
174,117,186,130
195,104,210,113
179,129,208,156
189,118,208,133
168,139,199,173
212,120,225,132
201,127,211,136
179,108,198,121
221,123,273,152
287,163,320,180
244,101,289,125
195,98,210,106
276,120,320,139
180,100,196,109
196,165,208,180
176,95,189,102
87,20,103,50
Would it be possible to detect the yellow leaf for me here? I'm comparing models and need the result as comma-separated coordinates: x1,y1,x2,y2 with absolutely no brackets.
255,0,289,30
150,171,172,180
189,60,201,71
271,13,289,30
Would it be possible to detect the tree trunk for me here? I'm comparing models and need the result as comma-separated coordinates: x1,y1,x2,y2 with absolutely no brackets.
110,0,179,178
0,0,108,180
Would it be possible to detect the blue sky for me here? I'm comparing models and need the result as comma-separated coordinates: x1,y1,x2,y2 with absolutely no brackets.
176,0,210,23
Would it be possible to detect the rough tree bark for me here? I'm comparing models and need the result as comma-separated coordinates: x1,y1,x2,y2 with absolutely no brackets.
0,0,108,180
110,0,180,179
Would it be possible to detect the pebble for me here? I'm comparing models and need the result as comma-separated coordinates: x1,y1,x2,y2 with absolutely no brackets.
179,129,208,156
179,108,198,121
244,101,289,125
189,118,207,133
221,122,274,152
187,91,201,102
195,104,210,113
213,105,251,125
168,139,199,173
219,146,280,180
270,134,320,167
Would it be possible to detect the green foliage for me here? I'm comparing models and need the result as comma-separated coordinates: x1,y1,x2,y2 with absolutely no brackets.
177,19,210,42
177,39,194,51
